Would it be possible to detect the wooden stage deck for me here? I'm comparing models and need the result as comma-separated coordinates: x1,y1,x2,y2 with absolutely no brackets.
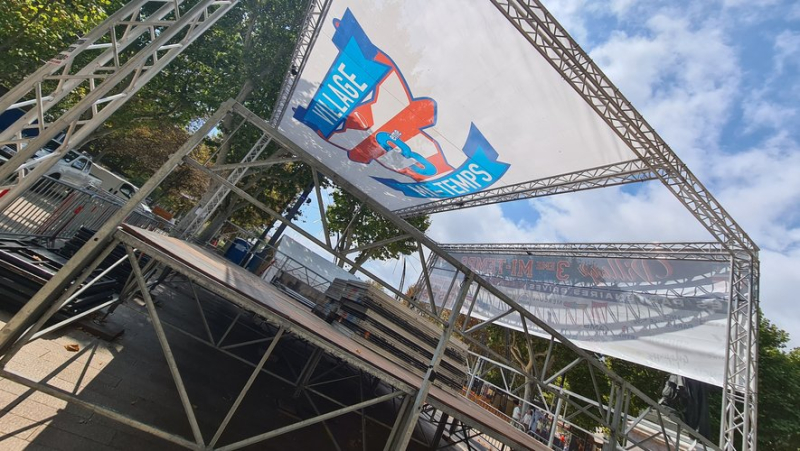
118,225,546,450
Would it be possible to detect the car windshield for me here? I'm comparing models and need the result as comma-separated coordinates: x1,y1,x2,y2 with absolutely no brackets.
62,150,80,163
119,184,135,199
71,158,87,170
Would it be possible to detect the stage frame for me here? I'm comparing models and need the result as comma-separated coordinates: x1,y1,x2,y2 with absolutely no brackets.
0,0,758,449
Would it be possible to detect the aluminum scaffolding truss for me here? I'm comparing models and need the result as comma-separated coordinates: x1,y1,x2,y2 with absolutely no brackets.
0,100,721,450
395,159,656,218
0,0,759,448
441,242,759,451
172,0,331,240
0,0,240,213
488,0,757,257
440,242,732,262
485,2,760,449
221,102,721,451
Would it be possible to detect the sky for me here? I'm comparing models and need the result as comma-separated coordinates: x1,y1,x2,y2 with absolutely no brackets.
283,0,800,348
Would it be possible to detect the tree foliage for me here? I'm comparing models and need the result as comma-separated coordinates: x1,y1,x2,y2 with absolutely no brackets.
84,123,212,215
756,314,800,450
325,189,431,269
2,0,434,262
0,0,127,89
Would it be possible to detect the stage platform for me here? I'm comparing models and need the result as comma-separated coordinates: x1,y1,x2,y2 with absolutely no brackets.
118,225,546,450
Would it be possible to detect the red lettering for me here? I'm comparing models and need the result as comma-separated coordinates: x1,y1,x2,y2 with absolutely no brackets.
518,259,533,278
556,260,570,281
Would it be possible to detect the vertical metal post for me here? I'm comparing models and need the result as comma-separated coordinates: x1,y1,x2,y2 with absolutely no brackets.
126,247,205,447
389,274,473,450
547,392,564,448
383,394,412,451
605,384,625,451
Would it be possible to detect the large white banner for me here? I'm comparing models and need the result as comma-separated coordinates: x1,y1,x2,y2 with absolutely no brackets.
421,253,730,386
279,0,637,211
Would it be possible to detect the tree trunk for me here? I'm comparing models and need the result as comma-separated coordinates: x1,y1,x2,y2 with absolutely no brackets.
197,198,246,243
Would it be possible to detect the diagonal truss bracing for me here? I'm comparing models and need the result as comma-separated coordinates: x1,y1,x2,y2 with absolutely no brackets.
395,159,655,217
0,0,240,213
490,0,757,257
173,0,330,240
0,100,723,450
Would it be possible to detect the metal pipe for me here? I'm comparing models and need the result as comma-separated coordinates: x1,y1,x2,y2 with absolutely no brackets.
209,326,285,447
127,247,205,447
217,390,403,451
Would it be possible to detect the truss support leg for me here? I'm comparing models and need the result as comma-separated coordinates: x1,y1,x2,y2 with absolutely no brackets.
383,395,412,451
0,100,234,357
389,274,473,450
127,246,205,447
548,392,564,448
605,384,625,451
430,412,450,450
294,347,324,398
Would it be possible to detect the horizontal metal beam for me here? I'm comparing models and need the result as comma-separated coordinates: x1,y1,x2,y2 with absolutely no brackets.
440,241,731,261
395,159,654,217
216,390,404,451
209,158,299,172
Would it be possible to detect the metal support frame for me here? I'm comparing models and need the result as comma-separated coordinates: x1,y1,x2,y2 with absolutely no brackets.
0,0,760,446
0,99,237,356
0,95,744,450
269,0,332,126
443,241,758,451
172,0,330,240
0,0,240,211
231,102,719,450
390,274,473,450
720,255,759,451
174,133,274,239
156,275,435,449
396,159,655,217
441,241,732,261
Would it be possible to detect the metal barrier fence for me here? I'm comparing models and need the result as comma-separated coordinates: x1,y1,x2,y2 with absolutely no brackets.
0,176,171,242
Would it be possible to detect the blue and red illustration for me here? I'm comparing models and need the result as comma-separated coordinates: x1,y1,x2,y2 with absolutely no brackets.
293,9,510,199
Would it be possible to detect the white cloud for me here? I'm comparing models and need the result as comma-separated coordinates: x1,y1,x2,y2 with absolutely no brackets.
427,203,538,244
759,248,800,349
774,29,800,75
590,14,739,168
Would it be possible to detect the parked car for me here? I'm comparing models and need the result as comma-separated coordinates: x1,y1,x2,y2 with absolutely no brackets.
18,150,100,189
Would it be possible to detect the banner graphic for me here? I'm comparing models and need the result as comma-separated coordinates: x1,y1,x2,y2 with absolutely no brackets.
293,9,510,199
419,253,731,386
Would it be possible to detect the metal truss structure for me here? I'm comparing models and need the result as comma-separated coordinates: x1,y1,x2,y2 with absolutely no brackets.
0,101,722,450
0,0,759,449
482,2,759,449
440,242,733,262
0,0,240,213
172,0,330,240
395,159,655,217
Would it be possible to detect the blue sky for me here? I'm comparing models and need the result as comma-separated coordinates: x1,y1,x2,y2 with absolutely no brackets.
286,0,800,347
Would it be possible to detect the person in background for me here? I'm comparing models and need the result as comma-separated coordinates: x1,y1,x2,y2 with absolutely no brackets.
522,408,533,433
511,400,521,429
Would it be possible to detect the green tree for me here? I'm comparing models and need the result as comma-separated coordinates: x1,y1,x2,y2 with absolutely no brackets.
325,189,431,272
756,315,800,450
0,0,127,89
